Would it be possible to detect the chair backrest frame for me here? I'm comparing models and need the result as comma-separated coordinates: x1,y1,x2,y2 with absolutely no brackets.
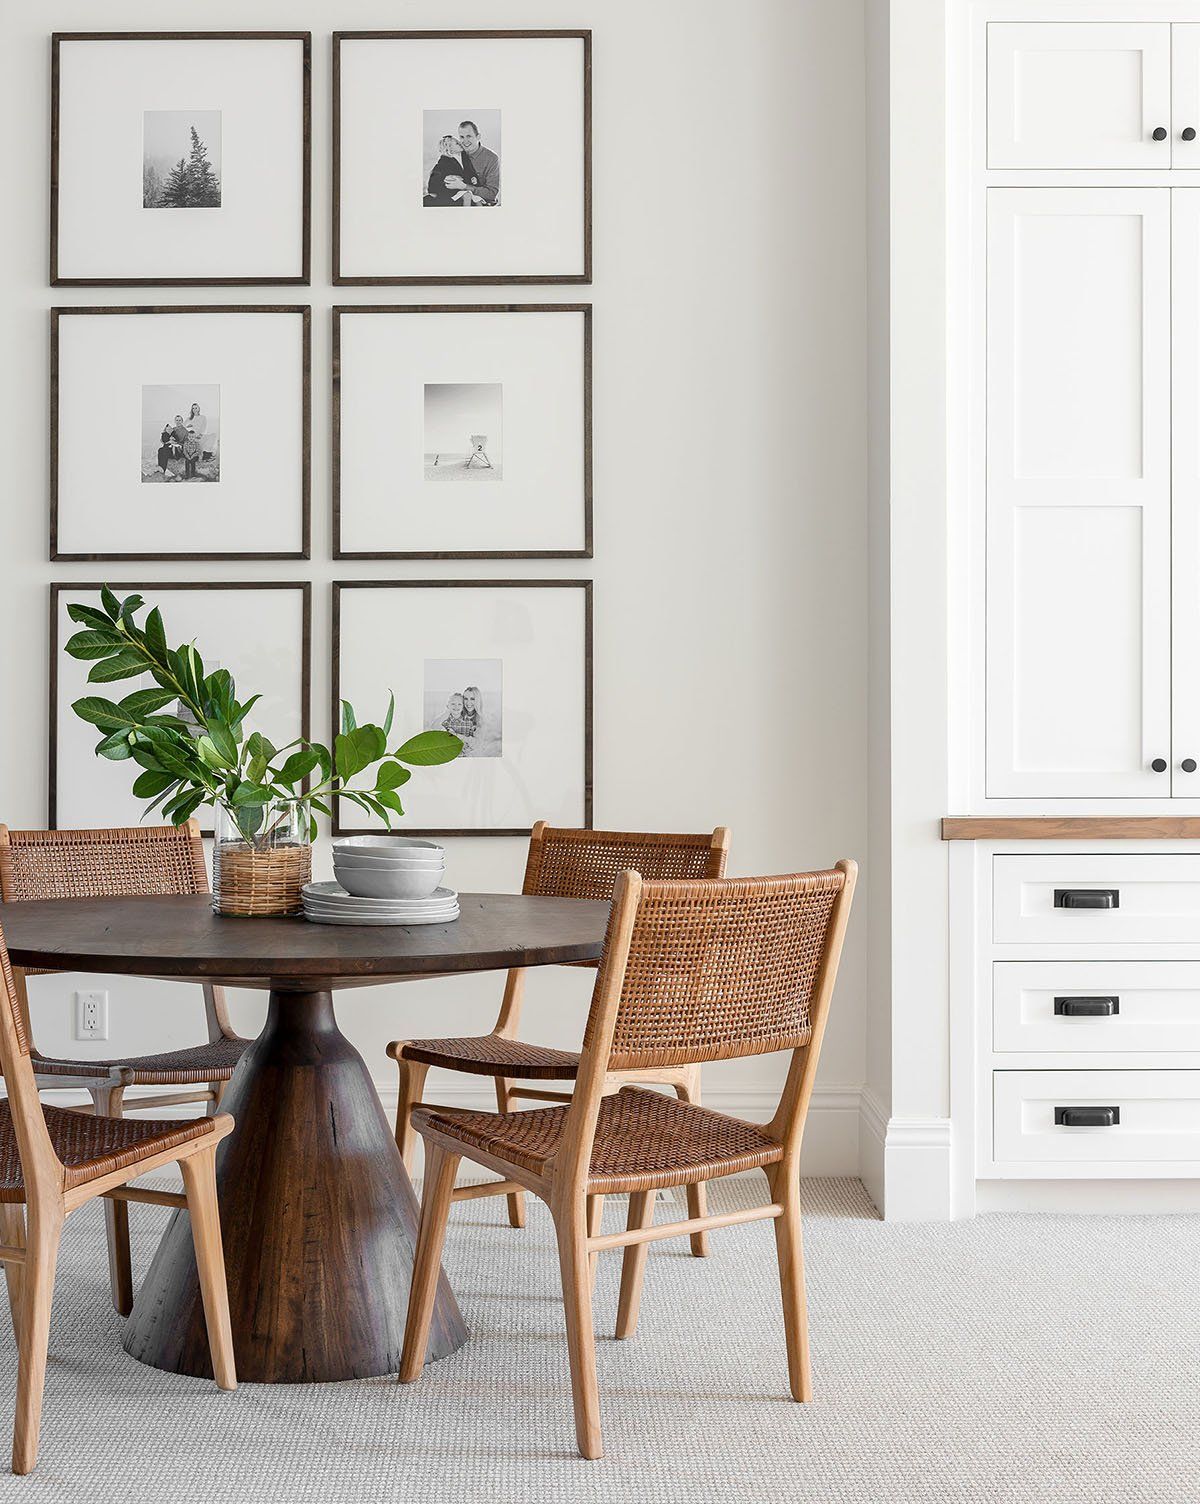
0,820,235,1052
492,822,731,1038
551,861,857,1194
0,928,67,1205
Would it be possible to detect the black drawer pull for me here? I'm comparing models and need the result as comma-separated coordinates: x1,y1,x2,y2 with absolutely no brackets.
1055,1106,1120,1128
1054,996,1119,1017
1054,888,1119,909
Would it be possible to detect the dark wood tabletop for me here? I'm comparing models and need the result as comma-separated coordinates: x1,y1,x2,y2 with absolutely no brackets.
0,891,609,984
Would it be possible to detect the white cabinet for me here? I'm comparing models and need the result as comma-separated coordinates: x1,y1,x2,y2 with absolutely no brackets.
988,23,1171,168
986,189,1172,798
1173,193,1200,792
993,1069,1200,1166
1172,26,1200,167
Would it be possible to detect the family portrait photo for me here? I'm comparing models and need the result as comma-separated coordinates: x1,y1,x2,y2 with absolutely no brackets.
142,110,222,208
423,382,503,482
423,658,503,758
422,109,500,208
141,384,220,484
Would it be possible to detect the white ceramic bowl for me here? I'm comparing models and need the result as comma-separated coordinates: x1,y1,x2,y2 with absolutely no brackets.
332,836,443,857
331,849,445,869
333,863,444,900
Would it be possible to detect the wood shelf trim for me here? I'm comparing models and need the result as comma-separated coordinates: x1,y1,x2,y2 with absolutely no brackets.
942,817,1200,841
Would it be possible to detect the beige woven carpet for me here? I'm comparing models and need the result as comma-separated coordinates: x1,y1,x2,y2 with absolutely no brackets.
0,1176,1195,1503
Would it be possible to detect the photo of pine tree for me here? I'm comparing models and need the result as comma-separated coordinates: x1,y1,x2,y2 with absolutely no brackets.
143,111,222,209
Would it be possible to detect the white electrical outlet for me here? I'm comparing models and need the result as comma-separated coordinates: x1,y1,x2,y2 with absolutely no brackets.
74,990,108,1041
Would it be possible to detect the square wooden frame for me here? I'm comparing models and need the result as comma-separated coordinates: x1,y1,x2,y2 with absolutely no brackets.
50,31,313,288
48,580,313,836
50,304,312,562
332,303,593,560
332,30,592,286
331,579,593,836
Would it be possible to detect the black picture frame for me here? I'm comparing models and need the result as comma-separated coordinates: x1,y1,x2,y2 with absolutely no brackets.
331,579,593,836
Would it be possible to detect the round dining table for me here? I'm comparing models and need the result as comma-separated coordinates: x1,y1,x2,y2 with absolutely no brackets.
0,890,610,1384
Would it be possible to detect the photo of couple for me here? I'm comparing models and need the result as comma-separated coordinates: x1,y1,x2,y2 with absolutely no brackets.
422,110,501,208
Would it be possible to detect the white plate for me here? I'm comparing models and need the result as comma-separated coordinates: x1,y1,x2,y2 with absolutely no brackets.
303,896,463,920
331,836,443,855
303,900,459,919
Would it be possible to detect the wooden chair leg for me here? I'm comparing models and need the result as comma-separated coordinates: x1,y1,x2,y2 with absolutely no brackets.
11,1206,62,1476
0,1205,25,1342
586,1193,605,1287
554,1199,603,1460
675,1075,709,1257
770,1169,811,1402
88,1086,132,1316
179,1147,236,1392
494,1078,526,1229
393,1056,430,1175
399,1142,461,1384
615,1189,656,1340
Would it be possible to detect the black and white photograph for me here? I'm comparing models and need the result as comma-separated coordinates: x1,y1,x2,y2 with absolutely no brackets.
423,658,503,758
141,383,220,483
143,110,221,208
423,111,501,208
424,383,503,481
334,32,589,284
51,33,310,284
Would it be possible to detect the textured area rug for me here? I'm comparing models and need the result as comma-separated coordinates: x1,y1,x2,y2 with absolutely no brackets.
0,1176,1194,1503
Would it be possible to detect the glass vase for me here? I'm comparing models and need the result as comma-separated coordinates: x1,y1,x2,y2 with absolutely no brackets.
212,799,311,917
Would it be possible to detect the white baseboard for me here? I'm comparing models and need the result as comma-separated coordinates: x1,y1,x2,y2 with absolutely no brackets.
857,1088,953,1221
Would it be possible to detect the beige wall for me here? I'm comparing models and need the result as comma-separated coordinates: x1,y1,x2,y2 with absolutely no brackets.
0,0,870,1171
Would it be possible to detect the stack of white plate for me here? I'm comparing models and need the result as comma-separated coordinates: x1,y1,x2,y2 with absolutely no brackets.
301,880,459,926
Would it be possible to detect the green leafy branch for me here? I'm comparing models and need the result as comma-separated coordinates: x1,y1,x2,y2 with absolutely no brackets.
66,589,463,841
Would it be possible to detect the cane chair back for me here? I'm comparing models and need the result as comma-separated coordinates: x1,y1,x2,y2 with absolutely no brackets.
523,822,728,903
0,933,59,1199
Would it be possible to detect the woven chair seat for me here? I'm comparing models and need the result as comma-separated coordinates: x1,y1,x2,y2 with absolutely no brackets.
401,1034,581,1080
413,1085,784,1193
0,1100,219,1200
30,1036,247,1086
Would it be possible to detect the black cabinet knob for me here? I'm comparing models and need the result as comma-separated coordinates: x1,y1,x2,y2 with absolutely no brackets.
1183,758,1198,773
1151,757,1168,772
1153,126,1169,140
1184,127,1197,141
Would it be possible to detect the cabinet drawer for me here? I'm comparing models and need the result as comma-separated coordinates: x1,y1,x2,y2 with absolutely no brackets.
987,23,1171,169
992,855,1200,944
993,1070,1200,1164
993,962,1200,1053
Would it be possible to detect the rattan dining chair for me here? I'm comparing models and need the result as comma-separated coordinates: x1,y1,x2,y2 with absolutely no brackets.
387,823,730,1251
0,914,236,1474
0,822,247,1316
400,861,857,1460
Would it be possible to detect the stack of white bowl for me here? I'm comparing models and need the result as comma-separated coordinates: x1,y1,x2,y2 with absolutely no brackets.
301,837,458,925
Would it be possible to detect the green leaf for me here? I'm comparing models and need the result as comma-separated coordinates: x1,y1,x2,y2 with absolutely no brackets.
132,769,175,798
67,603,115,630
276,747,320,785
118,594,144,621
65,629,127,660
196,736,225,771
375,760,411,792
87,650,147,684
382,691,395,739
95,730,133,761
71,696,133,730
164,788,205,827
231,781,272,807
130,742,164,772
207,721,239,766
335,725,386,781
308,796,332,818
245,731,276,765
340,700,357,735
374,788,404,817
99,586,121,620
118,687,177,719
144,606,167,656
393,729,463,767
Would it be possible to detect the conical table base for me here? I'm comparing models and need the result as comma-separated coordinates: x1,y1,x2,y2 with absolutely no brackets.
124,988,468,1383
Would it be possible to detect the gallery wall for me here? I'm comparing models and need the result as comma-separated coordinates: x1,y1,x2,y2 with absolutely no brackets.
0,1,870,1173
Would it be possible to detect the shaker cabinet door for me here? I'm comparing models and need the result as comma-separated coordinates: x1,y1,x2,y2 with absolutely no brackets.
986,190,1172,799
1173,193,1200,795
988,23,1172,169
